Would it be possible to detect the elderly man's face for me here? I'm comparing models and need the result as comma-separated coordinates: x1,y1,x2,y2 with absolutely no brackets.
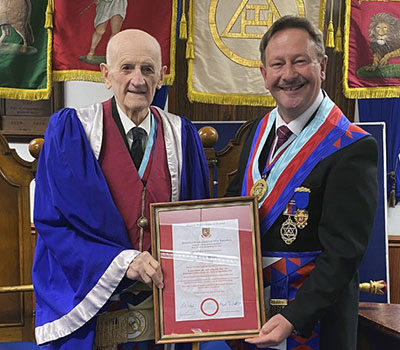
260,28,327,122
101,33,165,120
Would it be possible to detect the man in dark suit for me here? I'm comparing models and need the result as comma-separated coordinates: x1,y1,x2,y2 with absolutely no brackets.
226,16,378,350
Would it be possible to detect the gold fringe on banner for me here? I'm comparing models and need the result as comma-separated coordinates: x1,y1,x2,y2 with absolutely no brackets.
53,0,177,86
326,0,335,48
187,0,327,106
179,0,187,39
187,44,276,105
42,0,53,99
187,89,277,107
53,70,103,83
342,0,400,98
0,87,51,100
343,84,400,99
0,0,53,100
334,0,343,52
165,0,178,85
52,70,175,86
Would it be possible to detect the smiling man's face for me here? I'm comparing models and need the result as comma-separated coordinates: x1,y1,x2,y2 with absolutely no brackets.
101,30,166,123
260,28,327,123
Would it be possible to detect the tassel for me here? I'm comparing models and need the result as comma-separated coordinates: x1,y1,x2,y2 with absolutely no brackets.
179,0,187,40
388,170,397,207
334,0,343,53
179,12,188,40
334,26,343,52
326,20,334,48
185,37,194,59
359,280,387,295
390,189,396,207
326,0,334,48
185,0,194,59
45,0,54,29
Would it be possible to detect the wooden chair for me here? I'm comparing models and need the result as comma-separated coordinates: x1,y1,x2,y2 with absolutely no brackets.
198,121,253,198
0,135,42,342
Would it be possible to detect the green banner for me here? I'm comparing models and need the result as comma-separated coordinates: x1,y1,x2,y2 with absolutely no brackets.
0,0,52,100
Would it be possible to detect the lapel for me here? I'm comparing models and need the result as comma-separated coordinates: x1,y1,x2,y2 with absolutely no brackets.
110,97,131,155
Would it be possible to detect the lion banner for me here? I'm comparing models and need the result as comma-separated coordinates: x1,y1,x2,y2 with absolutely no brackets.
52,0,178,85
343,0,400,98
187,0,326,106
0,0,52,100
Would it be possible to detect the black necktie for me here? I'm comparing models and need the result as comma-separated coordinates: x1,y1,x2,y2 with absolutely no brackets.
130,127,147,169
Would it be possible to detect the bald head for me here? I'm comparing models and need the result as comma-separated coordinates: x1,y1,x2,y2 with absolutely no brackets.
100,29,166,124
106,29,163,68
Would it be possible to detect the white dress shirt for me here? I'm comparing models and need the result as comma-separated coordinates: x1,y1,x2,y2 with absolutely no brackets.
117,105,151,148
272,90,324,155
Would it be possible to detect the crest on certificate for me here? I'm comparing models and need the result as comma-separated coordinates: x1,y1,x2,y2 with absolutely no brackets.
201,227,212,239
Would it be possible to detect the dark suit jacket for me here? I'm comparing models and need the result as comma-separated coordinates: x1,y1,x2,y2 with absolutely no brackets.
226,114,378,350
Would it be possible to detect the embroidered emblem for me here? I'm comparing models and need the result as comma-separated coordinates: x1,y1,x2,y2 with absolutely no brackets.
127,310,146,340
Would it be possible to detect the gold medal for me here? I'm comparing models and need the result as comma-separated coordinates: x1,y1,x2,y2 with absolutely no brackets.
280,216,298,245
294,209,308,229
250,179,267,201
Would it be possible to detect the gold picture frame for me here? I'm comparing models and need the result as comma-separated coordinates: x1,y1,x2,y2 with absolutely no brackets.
150,196,265,344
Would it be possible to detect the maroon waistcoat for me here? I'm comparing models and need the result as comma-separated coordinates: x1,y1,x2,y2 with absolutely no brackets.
99,99,172,251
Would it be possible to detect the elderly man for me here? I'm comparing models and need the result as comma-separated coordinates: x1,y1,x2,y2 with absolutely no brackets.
33,29,209,349
226,16,378,350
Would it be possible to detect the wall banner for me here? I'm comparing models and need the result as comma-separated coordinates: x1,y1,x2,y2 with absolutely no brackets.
343,0,400,98
187,0,326,106
0,0,52,100
52,0,178,85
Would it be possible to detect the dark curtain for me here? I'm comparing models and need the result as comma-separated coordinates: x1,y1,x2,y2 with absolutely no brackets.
358,98,400,204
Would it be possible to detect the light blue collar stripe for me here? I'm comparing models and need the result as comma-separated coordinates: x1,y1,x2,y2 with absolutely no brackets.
259,96,334,207
251,110,276,184
260,114,353,234
138,113,156,178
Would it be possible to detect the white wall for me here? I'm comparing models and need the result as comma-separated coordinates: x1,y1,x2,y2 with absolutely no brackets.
388,207,400,235
10,143,35,162
64,81,112,108
8,143,35,221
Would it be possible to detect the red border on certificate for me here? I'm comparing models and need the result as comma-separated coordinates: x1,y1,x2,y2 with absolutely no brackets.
151,196,264,343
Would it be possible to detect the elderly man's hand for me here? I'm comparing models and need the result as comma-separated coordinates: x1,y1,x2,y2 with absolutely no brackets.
245,314,294,348
126,251,164,289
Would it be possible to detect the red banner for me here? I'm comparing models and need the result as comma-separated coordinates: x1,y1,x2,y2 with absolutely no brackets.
52,0,177,84
344,0,400,98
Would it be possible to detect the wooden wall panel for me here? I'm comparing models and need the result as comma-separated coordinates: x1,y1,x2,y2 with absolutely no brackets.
168,1,354,123
0,83,64,143
0,135,37,341
0,179,22,326
389,235,400,304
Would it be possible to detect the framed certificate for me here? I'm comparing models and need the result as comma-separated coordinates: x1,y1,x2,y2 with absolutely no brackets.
150,196,265,343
